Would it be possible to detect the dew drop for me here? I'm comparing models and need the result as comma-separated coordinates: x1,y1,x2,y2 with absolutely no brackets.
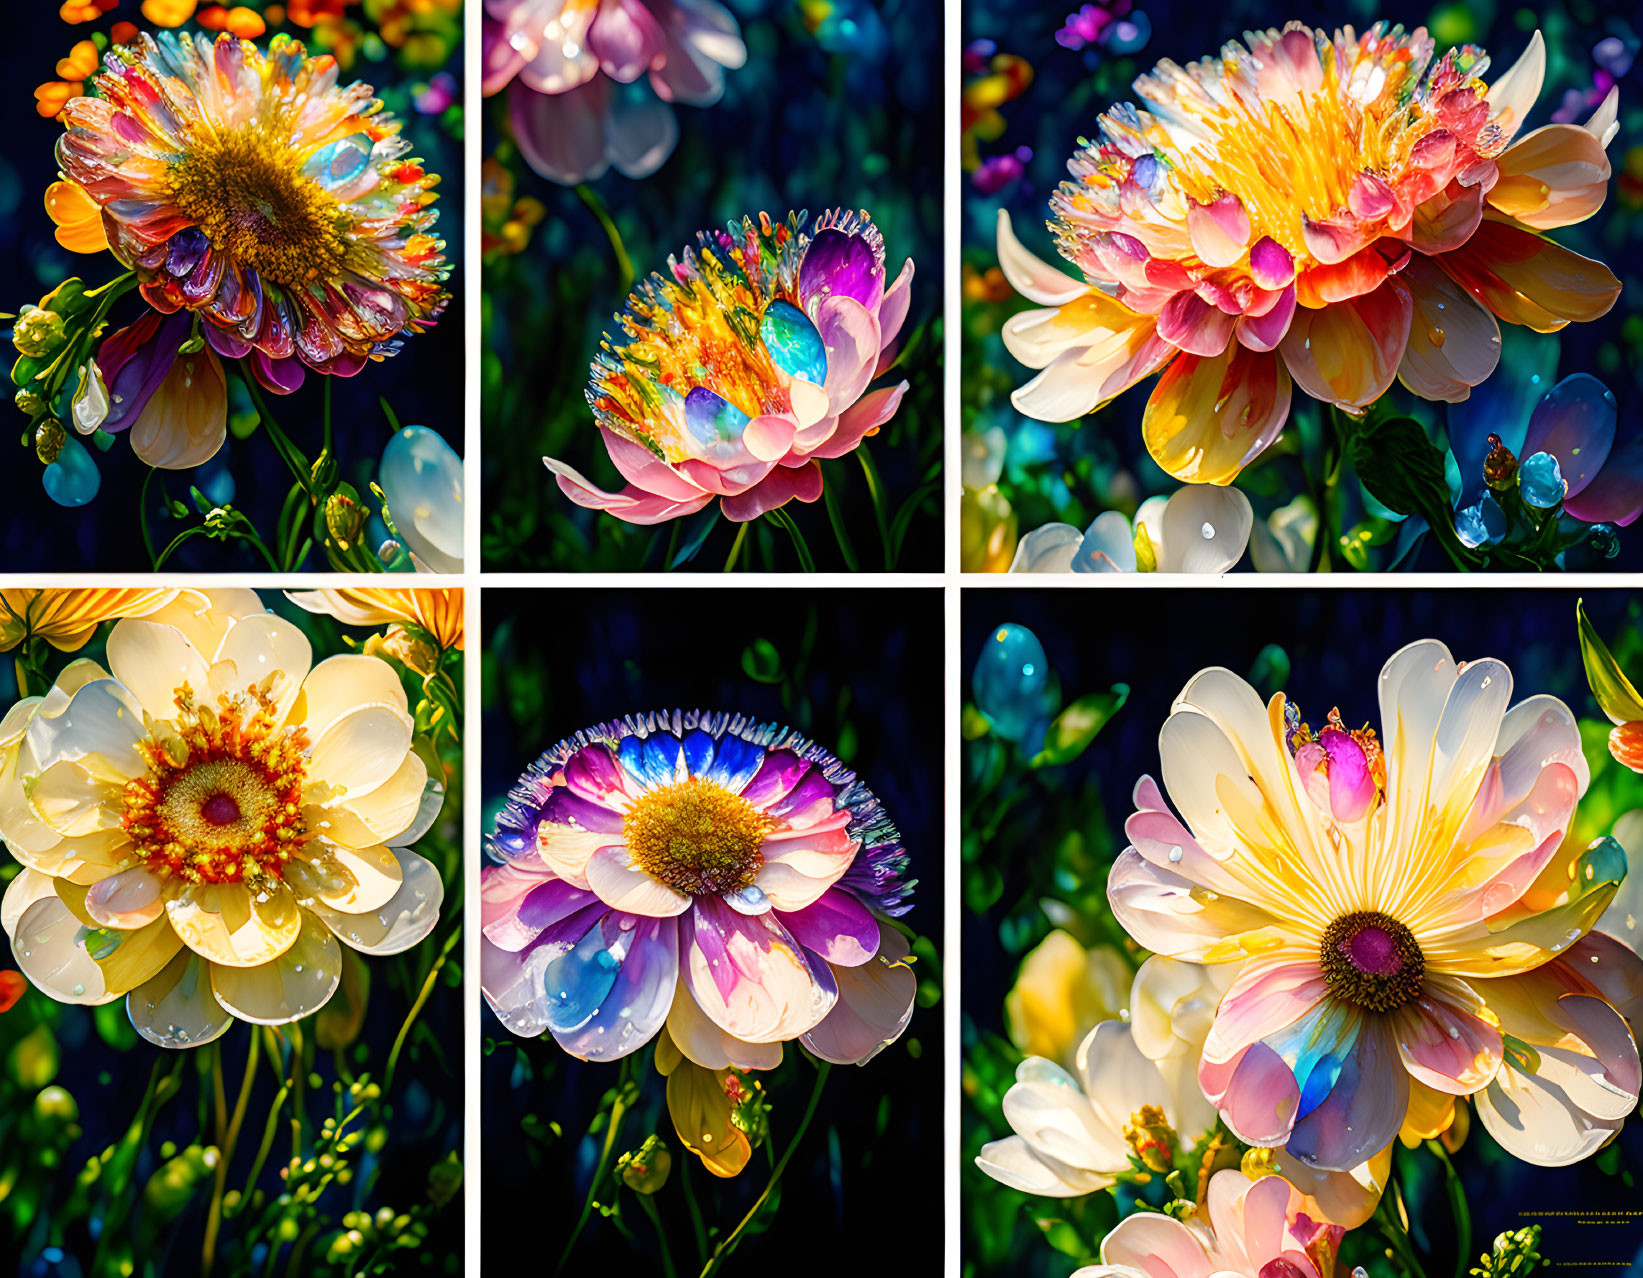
1168,845,1184,863
1200,522,1215,539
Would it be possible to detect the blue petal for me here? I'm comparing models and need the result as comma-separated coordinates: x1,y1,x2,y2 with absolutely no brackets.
707,734,765,791
760,299,828,384
305,134,373,190
681,728,716,776
542,920,622,1034
1519,452,1567,509
641,733,684,786
683,386,750,446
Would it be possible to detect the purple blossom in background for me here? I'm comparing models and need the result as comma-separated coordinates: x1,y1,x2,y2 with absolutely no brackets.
974,146,1033,195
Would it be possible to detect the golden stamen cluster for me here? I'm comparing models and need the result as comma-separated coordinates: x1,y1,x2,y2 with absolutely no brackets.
622,776,774,896
121,681,310,885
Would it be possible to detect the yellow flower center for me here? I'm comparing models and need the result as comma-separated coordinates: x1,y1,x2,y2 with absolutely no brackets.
1320,910,1425,1012
622,776,773,896
122,683,309,886
167,128,350,289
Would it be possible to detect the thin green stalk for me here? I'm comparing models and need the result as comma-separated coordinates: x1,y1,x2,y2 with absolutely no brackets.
721,521,749,572
1427,1140,1472,1278
203,1030,260,1277
575,185,636,291
557,1066,631,1274
679,1156,709,1266
821,477,859,571
700,1062,832,1277
637,1195,679,1278
855,447,893,568
385,928,460,1093
243,376,315,497
1375,1184,1429,1278
139,467,159,567
766,507,816,572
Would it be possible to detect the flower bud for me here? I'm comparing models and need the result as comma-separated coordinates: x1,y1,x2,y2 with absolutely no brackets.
35,420,66,465
13,306,67,359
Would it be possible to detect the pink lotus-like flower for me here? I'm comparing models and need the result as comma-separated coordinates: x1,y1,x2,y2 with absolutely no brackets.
1071,1169,1342,1278
1108,640,1643,1170
1001,22,1622,485
483,0,746,184
545,209,913,524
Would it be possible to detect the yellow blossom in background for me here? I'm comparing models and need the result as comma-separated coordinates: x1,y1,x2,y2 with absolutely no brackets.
141,0,199,25
286,589,463,652
196,4,269,37
1004,930,1129,1068
45,181,108,254
0,589,179,653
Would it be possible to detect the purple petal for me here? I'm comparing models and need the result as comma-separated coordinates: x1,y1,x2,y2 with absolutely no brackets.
1566,442,1643,527
538,787,625,834
799,227,886,315
1520,374,1616,500
766,768,839,824
740,750,811,808
100,310,188,433
564,744,628,807
1285,1019,1407,1171
776,888,880,966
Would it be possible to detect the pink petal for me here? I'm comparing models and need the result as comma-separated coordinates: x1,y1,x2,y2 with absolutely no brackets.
681,897,836,1042
1278,281,1413,410
509,76,611,186
1237,285,1297,352
587,0,666,82
1391,975,1504,1093
1249,237,1295,290
545,456,714,525
1199,1041,1301,1146
1156,290,1236,357
809,382,907,461
1187,193,1251,269
719,460,823,522
877,258,915,354
801,925,916,1065
777,888,879,966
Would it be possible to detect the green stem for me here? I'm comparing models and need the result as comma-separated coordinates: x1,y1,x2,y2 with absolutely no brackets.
721,521,749,572
1375,1185,1429,1278
821,476,860,572
384,928,460,1093
557,1066,631,1274
243,376,314,497
139,467,159,568
766,507,816,572
855,447,893,569
679,1156,709,1266
1427,1140,1472,1278
575,184,635,291
203,1030,260,1277
637,1194,679,1278
700,1061,832,1278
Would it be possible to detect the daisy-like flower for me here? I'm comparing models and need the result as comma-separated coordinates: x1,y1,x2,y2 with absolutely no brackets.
545,210,914,524
482,0,747,185
57,31,449,395
1010,486,1252,572
1108,640,1643,1170
480,710,917,1076
0,590,445,1047
1000,23,1622,485
1070,1169,1342,1278
976,1017,1217,1196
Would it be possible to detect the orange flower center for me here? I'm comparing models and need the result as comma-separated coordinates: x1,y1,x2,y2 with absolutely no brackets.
1321,910,1425,1012
622,776,772,896
122,683,310,885
167,127,350,290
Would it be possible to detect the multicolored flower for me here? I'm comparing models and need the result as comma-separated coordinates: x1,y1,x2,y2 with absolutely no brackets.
480,710,917,1096
482,0,746,185
94,310,229,468
0,590,445,1047
1010,486,1252,572
57,31,449,396
1000,23,1622,485
545,210,914,524
1069,1169,1342,1278
1107,640,1643,1169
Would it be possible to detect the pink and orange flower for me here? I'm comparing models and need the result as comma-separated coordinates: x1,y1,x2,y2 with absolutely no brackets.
56,30,449,397
1000,22,1622,485
546,209,913,524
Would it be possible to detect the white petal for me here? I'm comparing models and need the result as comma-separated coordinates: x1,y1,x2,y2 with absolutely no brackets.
310,846,444,956
210,910,342,1025
105,620,212,722
128,948,233,1049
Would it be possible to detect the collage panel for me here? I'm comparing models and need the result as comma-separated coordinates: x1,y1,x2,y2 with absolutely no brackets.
480,2,945,573
0,587,465,1275
479,587,944,1271
1,4,463,573
961,588,1643,1275
960,1,1640,574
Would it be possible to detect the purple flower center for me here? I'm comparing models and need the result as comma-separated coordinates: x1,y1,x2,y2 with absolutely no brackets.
201,793,242,827
1321,911,1424,1012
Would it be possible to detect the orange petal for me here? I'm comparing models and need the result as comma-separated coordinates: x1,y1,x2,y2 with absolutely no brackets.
1488,123,1612,230
1142,343,1292,485
1437,219,1621,333
1278,280,1413,409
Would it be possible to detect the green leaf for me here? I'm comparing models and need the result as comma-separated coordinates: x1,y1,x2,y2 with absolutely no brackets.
741,638,782,683
1351,416,1480,569
1578,597,1643,722
1030,685,1128,767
